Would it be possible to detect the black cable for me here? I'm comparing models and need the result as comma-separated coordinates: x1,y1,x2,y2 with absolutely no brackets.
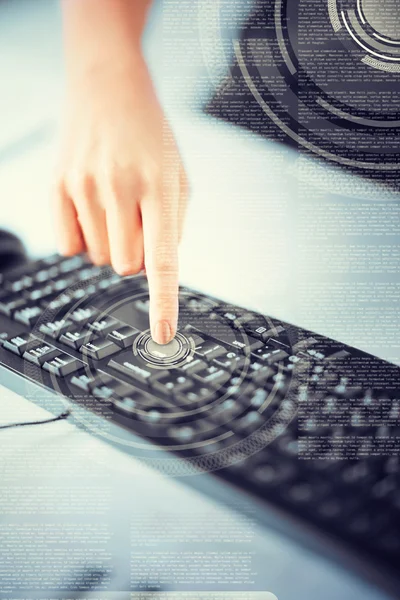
0,409,71,430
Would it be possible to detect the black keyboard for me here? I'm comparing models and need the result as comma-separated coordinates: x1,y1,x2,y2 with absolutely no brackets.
1,253,400,596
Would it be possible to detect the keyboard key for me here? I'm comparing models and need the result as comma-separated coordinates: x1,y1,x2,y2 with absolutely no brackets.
232,410,264,434
183,295,216,314
168,419,217,443
4,274,33,293
214,307,253,329
266,350,290,364
52,276,76,292
135,396,176,421
245,361,275,382
23,341,59,366
107,325,139,349
244,336,264,354
88,316,121,335
230,336,264,356
185,326,240,367
3,333,32,356
193,365,231,388
183,325,206,343
43,353,85,377
229,339,248,354
251,343,280,361
211,398,243,424
113,396,139,416
238,315,271,334
168,424,196,443
13,305,43,327
26,283,54,302
40,320,73,339
70,372,100,393
179,357,207,375
292,337,318,354
60,329,96,351
188,332,206,348
176,386,216,407
248,388,269,409
134,298,150,313
34,266,58,283
60,255,86,273
69,306,100,325
194,340,226,362
213,351,249,372
249,323,286,343
109,355,153,385
40,253,63,267
70,369,113,392
0,292,27,317
45,293,74,312
92,376,134,401
97,273,122,291
80,338,121,361
150,372,193,397
252,346,289,365
225,379,257,401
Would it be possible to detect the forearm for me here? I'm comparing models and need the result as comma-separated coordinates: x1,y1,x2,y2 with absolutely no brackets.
61,0,153,80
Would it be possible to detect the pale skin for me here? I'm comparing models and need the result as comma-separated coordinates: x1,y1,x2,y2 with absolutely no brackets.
54,0,188,345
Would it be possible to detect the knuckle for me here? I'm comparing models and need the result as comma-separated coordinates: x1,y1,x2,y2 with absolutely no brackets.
52,176,68,203
107,165,143,205
68,172,95,202
142,161,162,188
107,169,124,200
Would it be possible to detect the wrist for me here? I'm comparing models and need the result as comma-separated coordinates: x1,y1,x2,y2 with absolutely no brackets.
62,0,151,85
65,49,145,88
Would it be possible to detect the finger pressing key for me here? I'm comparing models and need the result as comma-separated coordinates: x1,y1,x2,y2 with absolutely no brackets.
141,188,179,345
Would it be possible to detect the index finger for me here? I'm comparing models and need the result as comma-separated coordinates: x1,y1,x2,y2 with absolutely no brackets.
141,189,179,345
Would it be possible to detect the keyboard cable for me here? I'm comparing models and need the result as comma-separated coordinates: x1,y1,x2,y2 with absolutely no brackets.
0,409,72,430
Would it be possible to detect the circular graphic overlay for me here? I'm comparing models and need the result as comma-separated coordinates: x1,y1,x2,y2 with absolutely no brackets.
147,337,181,358
24,273,299,477
221,0,400,172
133,330,195,369
361,0,399,41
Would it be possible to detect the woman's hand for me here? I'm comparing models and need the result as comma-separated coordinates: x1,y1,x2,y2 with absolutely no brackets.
53,54,188,345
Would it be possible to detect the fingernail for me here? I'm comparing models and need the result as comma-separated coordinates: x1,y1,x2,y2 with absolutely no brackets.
154,320,172,345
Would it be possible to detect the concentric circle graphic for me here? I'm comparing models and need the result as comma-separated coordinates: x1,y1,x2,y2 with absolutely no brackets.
23,269,301,477
208,0,400,173
133,330,195,369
